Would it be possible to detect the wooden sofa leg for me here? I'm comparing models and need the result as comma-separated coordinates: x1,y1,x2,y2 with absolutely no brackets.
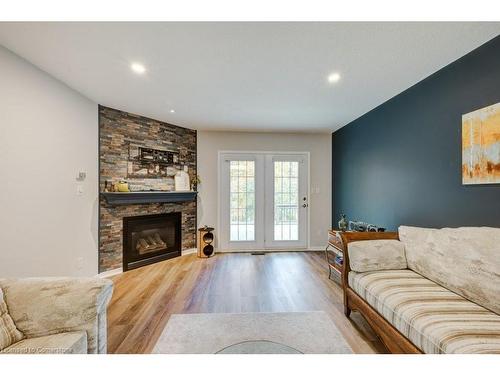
344,298,352,318
344,305,351,318
343,294,352,317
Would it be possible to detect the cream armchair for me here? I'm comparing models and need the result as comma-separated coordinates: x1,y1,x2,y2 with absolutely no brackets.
0,277,113,354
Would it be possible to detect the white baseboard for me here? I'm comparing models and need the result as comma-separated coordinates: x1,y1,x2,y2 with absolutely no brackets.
98,268,122,278
98,247,198,278
182,247,197,256
307,246,325,251
216,247,324,253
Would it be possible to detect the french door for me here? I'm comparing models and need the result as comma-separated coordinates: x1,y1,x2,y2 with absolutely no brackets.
219,152,308,251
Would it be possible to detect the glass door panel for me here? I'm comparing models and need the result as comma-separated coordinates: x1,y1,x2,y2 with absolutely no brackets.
229,160,255,241
273,161,299,241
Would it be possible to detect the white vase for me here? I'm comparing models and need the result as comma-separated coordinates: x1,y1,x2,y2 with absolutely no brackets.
174,168,190,191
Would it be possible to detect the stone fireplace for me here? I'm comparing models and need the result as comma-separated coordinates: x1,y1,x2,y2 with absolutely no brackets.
99,106,197,273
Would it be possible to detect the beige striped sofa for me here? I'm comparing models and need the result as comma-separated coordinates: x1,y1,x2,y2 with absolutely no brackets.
343,226,500,354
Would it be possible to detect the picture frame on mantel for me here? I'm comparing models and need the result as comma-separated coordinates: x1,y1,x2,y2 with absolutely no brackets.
462,102,500,185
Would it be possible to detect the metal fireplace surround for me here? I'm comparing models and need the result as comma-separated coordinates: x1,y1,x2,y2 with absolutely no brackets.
123,212,181,271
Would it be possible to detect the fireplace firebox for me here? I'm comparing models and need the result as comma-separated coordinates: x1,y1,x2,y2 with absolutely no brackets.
123,212,181,271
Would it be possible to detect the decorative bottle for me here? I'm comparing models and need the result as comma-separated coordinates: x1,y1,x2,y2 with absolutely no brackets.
338,214,348,232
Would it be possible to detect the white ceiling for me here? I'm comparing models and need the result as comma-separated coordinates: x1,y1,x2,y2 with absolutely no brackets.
0,22,499,132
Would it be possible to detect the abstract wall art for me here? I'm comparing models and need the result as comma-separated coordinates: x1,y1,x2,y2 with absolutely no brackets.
462,102,500,185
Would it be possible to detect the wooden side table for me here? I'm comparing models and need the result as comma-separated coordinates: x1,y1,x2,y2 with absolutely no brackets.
325,230,345,283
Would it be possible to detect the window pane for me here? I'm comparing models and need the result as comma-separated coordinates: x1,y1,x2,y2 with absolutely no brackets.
247,162,255,177
230,225,239,241
274,225,282,241
230,177,238,191
247,225,255,241
229,160,255,242
274,161,299,241
247,177,255,192
239,177,247,192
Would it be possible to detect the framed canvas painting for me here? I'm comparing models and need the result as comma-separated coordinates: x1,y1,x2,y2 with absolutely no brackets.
462,102,500,185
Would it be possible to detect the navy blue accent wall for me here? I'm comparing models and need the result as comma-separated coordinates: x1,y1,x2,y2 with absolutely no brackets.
332,36,500,230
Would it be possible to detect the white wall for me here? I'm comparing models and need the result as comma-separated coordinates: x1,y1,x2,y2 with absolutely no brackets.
197,131,331,249
0,46,98,277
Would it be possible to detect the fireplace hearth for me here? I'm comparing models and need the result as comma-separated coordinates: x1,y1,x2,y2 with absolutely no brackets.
123,212,181,271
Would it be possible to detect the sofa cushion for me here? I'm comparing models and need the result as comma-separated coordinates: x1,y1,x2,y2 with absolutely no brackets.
0,288,24,351
1,331,87,354
398,226,500,315
349,269,500,353
348,240,407,272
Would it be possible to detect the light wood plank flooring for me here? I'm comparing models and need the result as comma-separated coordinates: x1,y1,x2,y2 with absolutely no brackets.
107,251,386,354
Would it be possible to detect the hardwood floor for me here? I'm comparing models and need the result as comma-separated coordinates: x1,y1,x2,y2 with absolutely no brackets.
107,251,387,354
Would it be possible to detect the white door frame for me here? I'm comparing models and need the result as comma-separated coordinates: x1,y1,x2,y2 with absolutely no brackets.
217,150,310,252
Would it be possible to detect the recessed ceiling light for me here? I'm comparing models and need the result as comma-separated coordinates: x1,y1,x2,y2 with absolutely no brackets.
169,109,175,114
130,63,146,74
327,72,341,84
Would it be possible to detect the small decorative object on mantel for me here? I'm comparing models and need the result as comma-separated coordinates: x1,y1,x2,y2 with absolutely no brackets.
116,180,130,192
338,214,348,232
191,174,201,192
198,226,215,258
175,166,191,191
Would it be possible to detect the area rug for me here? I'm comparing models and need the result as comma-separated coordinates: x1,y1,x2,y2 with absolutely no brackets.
152,311,353,354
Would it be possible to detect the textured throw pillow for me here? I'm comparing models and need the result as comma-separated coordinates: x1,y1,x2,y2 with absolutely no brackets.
0,287,24,350
348,239,407,273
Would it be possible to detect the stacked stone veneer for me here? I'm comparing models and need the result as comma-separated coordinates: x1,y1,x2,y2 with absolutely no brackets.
99,106,197,273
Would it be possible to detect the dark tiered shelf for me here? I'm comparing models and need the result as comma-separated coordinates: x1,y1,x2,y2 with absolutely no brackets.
101,191,197,205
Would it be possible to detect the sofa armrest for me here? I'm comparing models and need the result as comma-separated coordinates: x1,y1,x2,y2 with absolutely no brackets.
0,277,113,353
347,240,407,272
